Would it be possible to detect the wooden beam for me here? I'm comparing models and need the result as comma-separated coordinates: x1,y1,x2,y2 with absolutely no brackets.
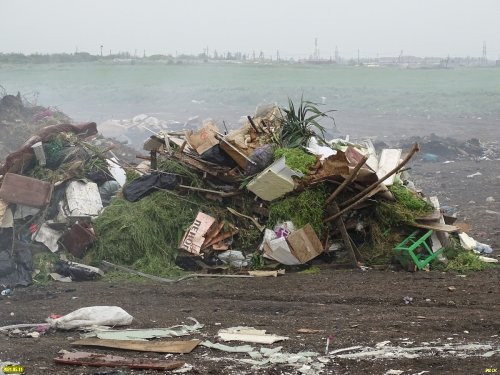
331,202,358,268
71,338,201,354
325,156,367,205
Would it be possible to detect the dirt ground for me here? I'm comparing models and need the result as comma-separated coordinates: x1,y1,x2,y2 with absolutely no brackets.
0,268,498,375
1,116,499,375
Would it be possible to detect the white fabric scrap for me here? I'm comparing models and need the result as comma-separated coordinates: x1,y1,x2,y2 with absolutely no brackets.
48,306,133,330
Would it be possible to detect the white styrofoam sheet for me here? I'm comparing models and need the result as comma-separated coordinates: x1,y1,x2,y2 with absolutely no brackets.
65,181,103,217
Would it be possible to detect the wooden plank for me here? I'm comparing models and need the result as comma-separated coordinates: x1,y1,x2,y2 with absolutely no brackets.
54,351,184,370
411,221,459,233
325,156,367,205
71,338,201,354
416,210,442,221
331,202,359,268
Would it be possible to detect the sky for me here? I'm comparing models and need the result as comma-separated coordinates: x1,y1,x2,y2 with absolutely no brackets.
1,0,499,59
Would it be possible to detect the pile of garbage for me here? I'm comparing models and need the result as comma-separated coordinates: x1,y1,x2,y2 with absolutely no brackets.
0,96,496,287
0,118,130,286
0,92,71,160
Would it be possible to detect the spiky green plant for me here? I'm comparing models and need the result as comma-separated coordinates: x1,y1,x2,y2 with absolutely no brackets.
278,97,336,148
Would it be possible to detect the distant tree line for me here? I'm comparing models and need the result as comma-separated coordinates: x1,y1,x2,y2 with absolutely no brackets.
2,51,494,67
0,52,101,64
0,50,277,64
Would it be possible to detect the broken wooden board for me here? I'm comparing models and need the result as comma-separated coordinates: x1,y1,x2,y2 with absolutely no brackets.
227,207,265,232
416,211,442,222
247,269,285,277
169,151,228,177
427,196,451,246
411,221,459,233
71,338,200,353
143,135,166,151
417,196,443,222
54,351,184,370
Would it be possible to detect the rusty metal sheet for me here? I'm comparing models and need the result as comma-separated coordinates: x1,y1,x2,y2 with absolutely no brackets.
59,222,96,258
54,351,184,370
0,173,52,208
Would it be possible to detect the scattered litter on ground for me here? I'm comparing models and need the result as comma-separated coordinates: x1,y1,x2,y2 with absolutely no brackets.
330,341,500,359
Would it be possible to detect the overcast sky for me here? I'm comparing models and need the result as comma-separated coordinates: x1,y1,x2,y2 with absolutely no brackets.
1,0,499,59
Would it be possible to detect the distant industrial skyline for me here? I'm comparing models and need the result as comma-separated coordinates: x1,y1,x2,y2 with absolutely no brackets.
1,0,499,59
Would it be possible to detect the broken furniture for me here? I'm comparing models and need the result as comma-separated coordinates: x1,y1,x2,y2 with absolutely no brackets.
0,173,52,208
393,229,444,270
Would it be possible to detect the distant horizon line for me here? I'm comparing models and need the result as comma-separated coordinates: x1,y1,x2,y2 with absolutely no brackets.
0,50,497,61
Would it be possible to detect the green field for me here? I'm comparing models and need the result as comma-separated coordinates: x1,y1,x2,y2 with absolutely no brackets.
1,62,499,125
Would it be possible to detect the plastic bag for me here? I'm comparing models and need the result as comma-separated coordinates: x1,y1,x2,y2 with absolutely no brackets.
123,173,179,202
48,306,133,330
245,144,275,176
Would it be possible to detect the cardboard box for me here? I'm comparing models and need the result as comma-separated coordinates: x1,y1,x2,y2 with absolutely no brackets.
185,121,219,155
263,237,301,265
179,211,216,255
263,224,323,264
286,224,324,263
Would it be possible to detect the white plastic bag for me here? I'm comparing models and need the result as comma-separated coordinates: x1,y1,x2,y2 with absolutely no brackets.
48,306,133,330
